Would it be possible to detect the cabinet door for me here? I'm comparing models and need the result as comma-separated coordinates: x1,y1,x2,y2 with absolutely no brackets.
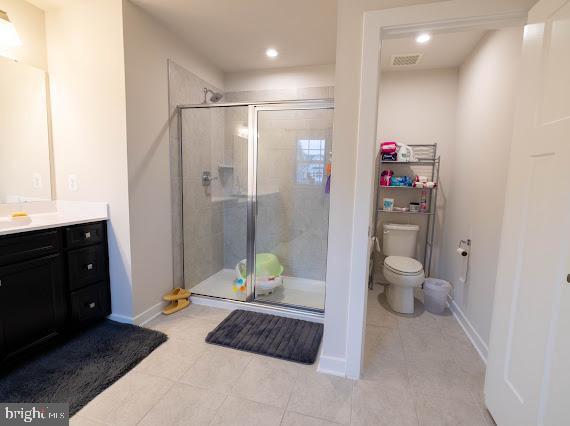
0,254,66,358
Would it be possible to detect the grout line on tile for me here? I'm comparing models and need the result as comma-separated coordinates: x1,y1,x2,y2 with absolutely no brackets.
208,393,231,426
134,378,176,426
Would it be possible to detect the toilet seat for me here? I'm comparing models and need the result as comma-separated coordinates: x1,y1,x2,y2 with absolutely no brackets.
384,256,423,276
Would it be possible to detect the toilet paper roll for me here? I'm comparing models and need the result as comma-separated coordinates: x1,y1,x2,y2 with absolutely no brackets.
456,248,468,257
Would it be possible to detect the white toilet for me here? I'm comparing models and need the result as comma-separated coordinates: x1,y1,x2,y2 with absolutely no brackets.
382,223,425,314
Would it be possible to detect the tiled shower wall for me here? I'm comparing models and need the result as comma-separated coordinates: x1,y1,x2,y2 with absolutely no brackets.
168,61,225,288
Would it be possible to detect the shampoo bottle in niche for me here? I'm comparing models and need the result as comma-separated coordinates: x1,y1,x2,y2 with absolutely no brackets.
419,189,428,213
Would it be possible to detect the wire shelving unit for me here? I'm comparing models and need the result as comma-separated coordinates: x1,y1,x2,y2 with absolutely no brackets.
369,144,440,288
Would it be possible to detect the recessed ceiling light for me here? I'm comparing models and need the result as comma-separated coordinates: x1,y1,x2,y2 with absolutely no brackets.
415,33,431,44
266,48,278,58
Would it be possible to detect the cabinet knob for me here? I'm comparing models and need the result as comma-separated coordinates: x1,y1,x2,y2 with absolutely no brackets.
86,263,93,270
85,232,91,239
88,302,96,309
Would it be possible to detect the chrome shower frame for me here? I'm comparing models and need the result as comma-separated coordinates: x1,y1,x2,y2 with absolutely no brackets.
176,99,334,315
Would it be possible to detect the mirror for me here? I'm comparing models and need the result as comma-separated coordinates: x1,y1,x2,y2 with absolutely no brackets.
0,56,52,203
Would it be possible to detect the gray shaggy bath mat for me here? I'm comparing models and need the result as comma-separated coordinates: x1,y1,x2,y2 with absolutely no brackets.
206,309,323,364
0,320,167,415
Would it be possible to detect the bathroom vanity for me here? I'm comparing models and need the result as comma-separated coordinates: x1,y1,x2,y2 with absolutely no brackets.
0,218,111,365
0,55,112,365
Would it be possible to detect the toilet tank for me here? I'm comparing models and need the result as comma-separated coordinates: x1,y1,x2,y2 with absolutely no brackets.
382,223,419,257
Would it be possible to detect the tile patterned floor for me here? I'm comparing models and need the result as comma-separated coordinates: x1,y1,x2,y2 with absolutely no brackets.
71,286,494,425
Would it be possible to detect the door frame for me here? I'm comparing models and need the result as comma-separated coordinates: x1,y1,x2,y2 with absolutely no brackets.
345,2,529,379
248,101,335,306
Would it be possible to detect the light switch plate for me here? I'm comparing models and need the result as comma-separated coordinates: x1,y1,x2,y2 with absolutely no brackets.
68,174,78,191
32,173,42,189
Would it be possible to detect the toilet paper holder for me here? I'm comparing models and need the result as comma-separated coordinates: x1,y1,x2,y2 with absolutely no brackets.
457,239,471,256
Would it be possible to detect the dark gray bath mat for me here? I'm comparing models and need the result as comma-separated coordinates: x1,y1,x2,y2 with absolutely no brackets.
0,320,167,415
206,309,323,364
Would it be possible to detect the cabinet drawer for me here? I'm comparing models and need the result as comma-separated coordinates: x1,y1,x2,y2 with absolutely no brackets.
0,230,59,266
65,222,104,248
68,245,106,291
70,282,110,327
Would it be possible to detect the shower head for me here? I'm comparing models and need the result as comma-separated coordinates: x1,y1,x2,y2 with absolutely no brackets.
202,88,224,104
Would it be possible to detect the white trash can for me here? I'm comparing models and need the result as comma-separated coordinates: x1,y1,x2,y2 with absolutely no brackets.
423,278,452,314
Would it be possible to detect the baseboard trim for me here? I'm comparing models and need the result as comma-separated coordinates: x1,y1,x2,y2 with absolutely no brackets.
107,301,167,326
107,313,133,324
190,295,324,323
135,301,167,326
317,355,347,377
448,298,489,363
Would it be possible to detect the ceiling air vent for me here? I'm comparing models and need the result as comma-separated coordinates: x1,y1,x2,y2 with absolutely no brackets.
390,53,422,67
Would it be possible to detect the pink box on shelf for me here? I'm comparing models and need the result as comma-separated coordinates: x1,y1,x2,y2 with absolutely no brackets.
380,141,398,153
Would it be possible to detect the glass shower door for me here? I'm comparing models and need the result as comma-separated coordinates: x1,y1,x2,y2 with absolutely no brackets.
251,103,334,311
181,105,252,302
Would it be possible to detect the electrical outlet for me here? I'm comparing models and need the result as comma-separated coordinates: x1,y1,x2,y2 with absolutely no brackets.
32,173,42,189
68,174,78,191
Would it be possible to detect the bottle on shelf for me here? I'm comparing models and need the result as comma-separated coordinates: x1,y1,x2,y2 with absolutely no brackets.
419,189,428,213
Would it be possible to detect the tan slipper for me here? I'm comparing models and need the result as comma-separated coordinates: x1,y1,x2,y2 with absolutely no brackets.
163,287,191,301
162,298,190,315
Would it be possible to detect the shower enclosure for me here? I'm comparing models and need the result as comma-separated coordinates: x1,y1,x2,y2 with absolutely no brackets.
178,100,333,313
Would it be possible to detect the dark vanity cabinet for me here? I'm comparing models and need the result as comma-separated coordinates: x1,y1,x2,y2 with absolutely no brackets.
0,221,111,364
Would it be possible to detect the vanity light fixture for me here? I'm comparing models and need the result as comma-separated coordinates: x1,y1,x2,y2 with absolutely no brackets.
265,48,278,58
0,10,22,50
415,33,431,44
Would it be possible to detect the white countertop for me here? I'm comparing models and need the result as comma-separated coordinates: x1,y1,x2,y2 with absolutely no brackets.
0,201,108,236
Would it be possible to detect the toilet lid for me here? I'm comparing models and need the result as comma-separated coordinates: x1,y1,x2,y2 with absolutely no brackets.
384,256,423,275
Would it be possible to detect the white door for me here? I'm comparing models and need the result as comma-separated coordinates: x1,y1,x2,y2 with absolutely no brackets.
485,0,570,425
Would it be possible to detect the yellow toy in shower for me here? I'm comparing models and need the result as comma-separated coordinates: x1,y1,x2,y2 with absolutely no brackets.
232,278,246,293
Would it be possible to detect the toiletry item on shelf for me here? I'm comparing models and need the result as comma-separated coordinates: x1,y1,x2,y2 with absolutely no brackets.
381,141,398,153
383,198,395,211
413,175,437,188
382,152,398,162
393,206,409,212
409,202,420,213
420,189,428,213
414,181,437,188
390,176,413,187
396,143,416,162
380,170,393,186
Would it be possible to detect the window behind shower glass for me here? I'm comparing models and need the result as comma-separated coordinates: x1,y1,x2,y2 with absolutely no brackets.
296,139,326,185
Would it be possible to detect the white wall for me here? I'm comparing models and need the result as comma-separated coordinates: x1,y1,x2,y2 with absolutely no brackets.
439,27,523,357
122,0,224,319
377,69,458,274
0,0,47,69
224,64,335,92
45,0,133,319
